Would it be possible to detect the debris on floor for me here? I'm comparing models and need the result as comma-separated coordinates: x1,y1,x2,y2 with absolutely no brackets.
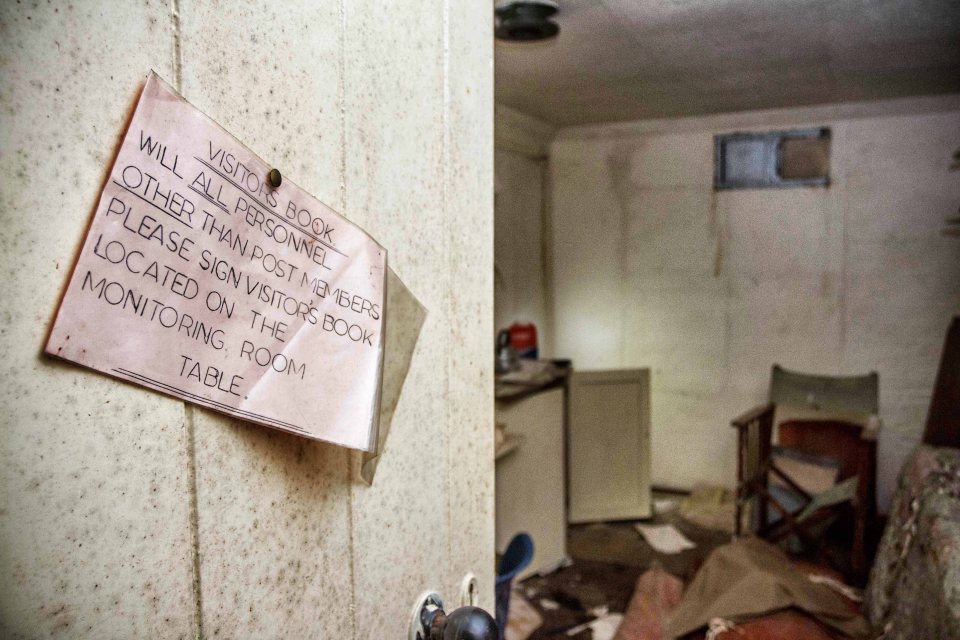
518,560,638,638
678,484,739,533
634,524,697,554
511,487,874,639
653,498,679,514
519,503,732,638
567,516,729,581
565,613,624,640
506,590,544,640
540,598,561,611
613,565,683,640
666,537,869,639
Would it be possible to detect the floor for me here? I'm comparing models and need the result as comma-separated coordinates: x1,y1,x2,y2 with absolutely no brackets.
515,500,731,639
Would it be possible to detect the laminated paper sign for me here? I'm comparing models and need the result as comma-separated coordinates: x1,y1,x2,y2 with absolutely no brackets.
46,72,388,452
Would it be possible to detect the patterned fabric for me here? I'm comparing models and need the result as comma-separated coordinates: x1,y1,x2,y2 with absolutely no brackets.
865,445,960,639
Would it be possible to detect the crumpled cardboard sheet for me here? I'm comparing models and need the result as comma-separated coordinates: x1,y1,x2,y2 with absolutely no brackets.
46,71,424,460
666,537,869,639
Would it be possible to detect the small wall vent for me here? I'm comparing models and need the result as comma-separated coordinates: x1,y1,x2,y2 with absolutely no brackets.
714,128,830,190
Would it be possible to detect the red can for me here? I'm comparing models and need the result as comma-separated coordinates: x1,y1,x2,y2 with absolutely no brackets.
508,322,538,359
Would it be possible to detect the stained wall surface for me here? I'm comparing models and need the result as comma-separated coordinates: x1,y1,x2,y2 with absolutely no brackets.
494,106,554,349
549,97,960,508
0,2,493,638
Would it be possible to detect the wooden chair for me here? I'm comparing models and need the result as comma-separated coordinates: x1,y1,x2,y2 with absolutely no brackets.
732,365,879,581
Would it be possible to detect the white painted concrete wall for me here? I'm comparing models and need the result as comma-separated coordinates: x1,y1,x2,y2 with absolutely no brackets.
0,2,493,638
494,106,554,350
549,96,960,509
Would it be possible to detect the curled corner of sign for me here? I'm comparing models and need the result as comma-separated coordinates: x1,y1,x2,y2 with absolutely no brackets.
358,267,427,485
358,452,380,486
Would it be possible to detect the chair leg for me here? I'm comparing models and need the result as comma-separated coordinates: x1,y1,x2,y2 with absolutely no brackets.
852,511,866,581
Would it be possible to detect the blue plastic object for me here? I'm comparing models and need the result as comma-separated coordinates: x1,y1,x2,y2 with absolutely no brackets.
494,533,534,639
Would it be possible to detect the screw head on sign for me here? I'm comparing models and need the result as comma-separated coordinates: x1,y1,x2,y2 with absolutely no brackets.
268,168,282,188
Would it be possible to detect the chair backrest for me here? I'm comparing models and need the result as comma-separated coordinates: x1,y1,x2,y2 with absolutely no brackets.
778,420,869,482
769,365,879,415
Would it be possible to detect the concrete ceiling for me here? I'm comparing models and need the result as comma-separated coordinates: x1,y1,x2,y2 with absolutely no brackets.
495,0,960,126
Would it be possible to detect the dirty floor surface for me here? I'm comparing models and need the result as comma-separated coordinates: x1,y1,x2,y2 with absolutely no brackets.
516,504,731,639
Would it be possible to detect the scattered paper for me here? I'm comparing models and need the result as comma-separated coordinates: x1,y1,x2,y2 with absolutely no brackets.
634,524,696,554
505,592,543,640
536,556,573,577
705,618,736,640
539,598,560,611
566,613,624,640
47,72,391,451
592,614,625,640
654,498,679,514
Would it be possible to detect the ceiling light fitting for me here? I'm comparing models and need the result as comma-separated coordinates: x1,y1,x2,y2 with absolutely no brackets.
495,0,559,42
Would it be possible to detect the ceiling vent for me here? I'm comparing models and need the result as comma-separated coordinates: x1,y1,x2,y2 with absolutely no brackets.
495,1,559,42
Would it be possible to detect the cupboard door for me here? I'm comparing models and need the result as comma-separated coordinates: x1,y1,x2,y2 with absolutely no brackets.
568,369,651,523
496,388,567,579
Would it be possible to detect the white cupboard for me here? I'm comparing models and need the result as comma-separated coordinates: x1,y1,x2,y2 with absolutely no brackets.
568,369,652,523
495,387,567,579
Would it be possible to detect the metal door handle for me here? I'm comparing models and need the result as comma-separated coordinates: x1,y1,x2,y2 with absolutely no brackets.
410,591,497,640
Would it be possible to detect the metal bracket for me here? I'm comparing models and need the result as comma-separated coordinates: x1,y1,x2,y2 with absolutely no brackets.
459,573,478,608
409,591,444,640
